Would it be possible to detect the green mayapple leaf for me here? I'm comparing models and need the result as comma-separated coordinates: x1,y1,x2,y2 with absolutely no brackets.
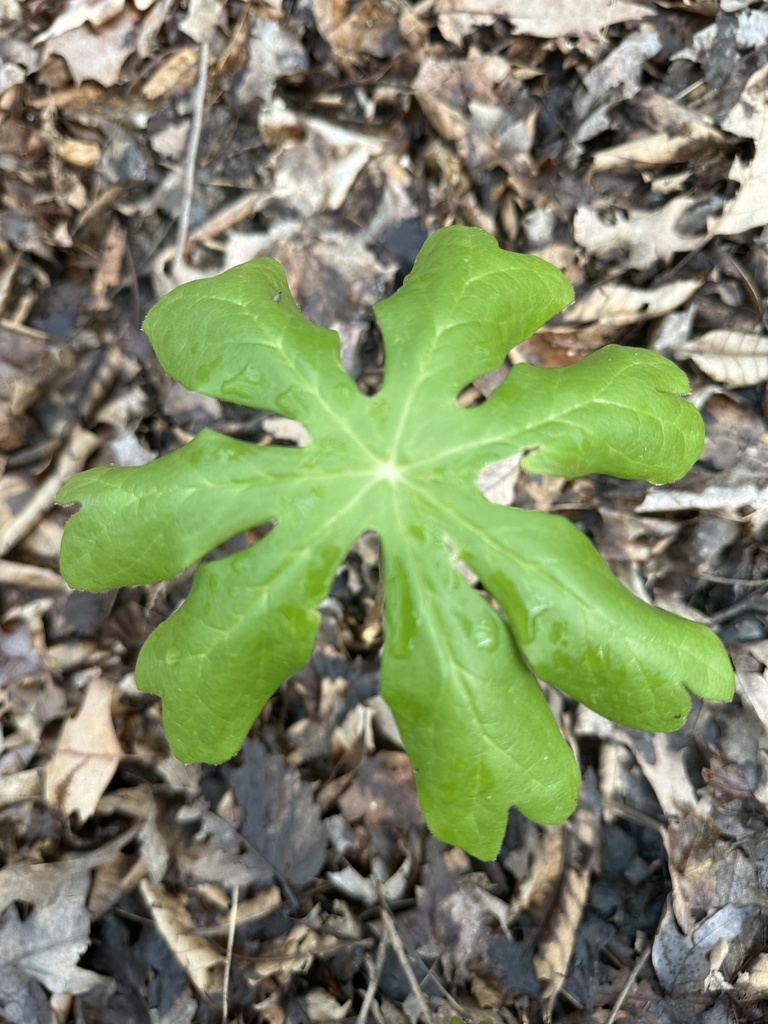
57,226,734,860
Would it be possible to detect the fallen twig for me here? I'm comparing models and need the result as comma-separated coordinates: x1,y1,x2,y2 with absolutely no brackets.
172,41,209,279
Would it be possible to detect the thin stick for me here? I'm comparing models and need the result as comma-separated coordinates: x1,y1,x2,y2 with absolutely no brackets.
0,425,100,557
379,901,431,1024
222,883,239,1022
357,940,387,1024
606,944,651,1024
172,40,209,278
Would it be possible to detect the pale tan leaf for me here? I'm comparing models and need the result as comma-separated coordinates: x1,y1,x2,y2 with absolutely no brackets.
579,27,661,106
41,8,140,88
574,196,700,270
0,767,42,809
52,137,101,168
477,453,522,506
45,675,122,822
634,734,698,819
433,0,649,45
33,0,126,44
739,952,768,997
720,63,768,141
178,0,224,44
141,47,198,99
678,330,768,387
591,122,724,171
737,669,768,736
140,879,223,993
561,278,702,328
712,110,768,237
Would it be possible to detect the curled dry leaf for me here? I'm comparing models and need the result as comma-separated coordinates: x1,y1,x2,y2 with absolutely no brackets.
678,329,768,387
560,278,702,329
433,0,649,45
591,119,726,172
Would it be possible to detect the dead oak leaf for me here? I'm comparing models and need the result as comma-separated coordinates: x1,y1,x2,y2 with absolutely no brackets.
574,197,701,271
0,869,104,1001
45,675,122,822
40,7,140,88
33,0,126,44
711,109,768,237
558,278,702,331
433,0,649,45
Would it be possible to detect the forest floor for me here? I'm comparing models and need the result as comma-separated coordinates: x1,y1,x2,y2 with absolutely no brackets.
1,1,768,1022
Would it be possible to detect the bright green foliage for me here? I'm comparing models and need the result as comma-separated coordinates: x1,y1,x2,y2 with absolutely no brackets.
57,226,734,860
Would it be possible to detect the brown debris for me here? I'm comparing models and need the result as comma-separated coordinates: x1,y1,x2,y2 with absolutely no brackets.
0,1,766,1021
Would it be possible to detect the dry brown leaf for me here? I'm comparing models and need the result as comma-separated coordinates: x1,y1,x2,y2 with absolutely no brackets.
574,196,700,270
52,137,101,168
141,46,199,99
653,897,761,995
248,922,337,983
719,62,768,140
591,121,724,171
412,55,536,177
179,0,224,44
532,774,601,1007
633,734,699,819
233,17,308,107
328,853,412,906
712,109,768,237
664,816,765,935
33,0,126,44
433,0,649,45
315,0,401,58
267,117,384,217
560,278,702,329
337,750,422,828
139,878,223,993
0,868,105,997
41,7,140,87
678,329,768,386
45,674,122,821
89,216,127,311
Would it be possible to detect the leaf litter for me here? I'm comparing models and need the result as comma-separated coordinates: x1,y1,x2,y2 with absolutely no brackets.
0,0,767,1022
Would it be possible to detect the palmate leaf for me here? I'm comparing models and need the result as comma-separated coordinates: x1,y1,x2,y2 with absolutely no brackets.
57,226,734,859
